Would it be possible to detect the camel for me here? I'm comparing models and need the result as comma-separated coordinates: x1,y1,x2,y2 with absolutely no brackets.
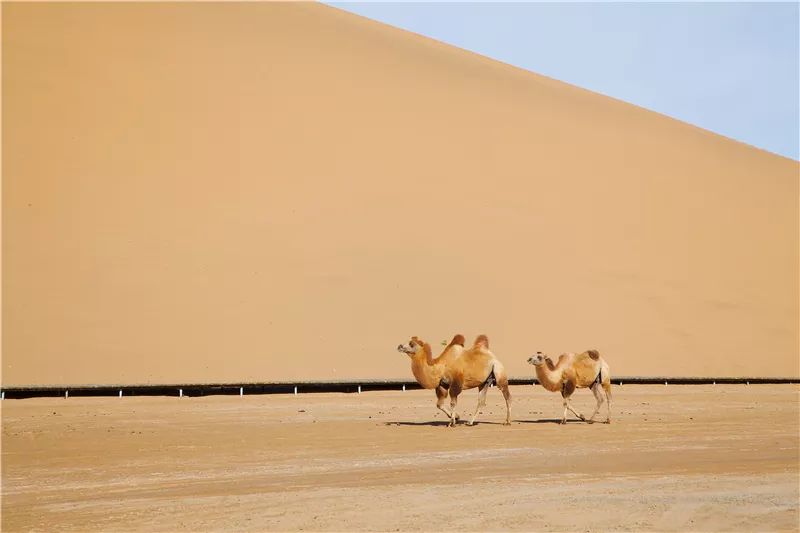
396,334,465,421
397,334,512,426
527,350,612,424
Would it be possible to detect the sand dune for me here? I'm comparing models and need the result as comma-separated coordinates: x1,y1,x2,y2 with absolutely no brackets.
2,2,798,386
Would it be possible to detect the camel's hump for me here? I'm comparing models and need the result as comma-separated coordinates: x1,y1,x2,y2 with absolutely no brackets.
448,334,465,347
473,334,489,349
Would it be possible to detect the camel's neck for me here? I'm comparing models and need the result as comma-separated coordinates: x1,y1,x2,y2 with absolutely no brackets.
410,355,444,389
535,362,565,392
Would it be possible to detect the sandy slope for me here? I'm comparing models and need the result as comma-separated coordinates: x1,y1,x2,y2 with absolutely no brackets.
2,385,798,531
2,2,798,386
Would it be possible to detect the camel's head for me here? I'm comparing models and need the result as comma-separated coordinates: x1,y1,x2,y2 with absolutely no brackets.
397,336,427,358
527,351,547,366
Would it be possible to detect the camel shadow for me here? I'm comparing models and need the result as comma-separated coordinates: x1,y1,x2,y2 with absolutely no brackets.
384,420,450,427
384,420,505,427
515,418,586,425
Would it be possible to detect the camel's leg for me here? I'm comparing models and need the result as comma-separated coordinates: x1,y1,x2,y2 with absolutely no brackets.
602,382,612,424
497,374,512,425
448,385,462,427
467,384,489,426
560,381,583,424
564,398,585,422
435,386,455,420
587,383,605,423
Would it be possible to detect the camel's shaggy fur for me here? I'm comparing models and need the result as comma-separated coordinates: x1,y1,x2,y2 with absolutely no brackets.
527,350,612,424
397,334,512,426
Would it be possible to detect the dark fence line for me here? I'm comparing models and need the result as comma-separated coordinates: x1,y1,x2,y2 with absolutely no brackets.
0,377,797,400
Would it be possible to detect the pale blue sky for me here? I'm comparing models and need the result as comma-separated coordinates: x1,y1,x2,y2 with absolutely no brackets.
328,2,799,160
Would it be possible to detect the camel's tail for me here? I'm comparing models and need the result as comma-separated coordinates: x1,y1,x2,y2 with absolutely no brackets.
600,362,612,402
489,359,509,388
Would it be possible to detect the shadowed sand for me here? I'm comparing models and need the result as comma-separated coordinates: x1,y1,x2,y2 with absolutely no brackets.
2,385,798,531
2,2,798,387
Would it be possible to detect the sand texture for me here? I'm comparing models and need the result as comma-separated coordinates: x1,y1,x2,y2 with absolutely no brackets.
2,385,798,531
3,2,798,386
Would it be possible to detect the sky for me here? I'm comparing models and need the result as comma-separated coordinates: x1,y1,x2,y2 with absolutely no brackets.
328,2,800,161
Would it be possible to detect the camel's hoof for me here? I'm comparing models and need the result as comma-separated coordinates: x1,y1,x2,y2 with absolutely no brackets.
578,415,586,421
559,420,567,425
466,421,475,427
503,422,511,426
604,420,611,425
586,419,595,424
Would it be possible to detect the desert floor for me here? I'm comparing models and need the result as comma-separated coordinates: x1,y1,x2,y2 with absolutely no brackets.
2,385,798,532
